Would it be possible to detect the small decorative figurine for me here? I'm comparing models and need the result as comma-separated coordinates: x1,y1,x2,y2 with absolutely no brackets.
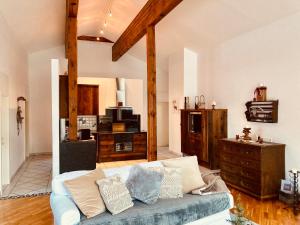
242,127,252,141
195,96,200,109
16,96,26,136
212,101,216,110
199,95,206,109
184,97,190,110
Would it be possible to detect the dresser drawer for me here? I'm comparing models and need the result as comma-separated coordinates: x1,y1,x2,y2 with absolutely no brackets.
220,161,240,175
238,145,261,160
221,172,240,186
239,178,261,195
99,145,114,153
221,143,239,154
133,133,147,142
219,152,240,165
240,168,261,182
222,142,261,160
133,144,147,153
239,158,260,171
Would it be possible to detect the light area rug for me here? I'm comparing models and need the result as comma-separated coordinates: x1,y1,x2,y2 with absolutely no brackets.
1,154,52,200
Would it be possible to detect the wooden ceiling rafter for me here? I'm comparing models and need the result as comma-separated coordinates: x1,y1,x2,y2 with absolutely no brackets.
77,35,114,43
112,0,183,61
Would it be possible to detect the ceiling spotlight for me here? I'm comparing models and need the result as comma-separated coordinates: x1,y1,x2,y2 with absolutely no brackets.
100,30,104,35
109,11,112,17
96,37,100,41
104,21,107,27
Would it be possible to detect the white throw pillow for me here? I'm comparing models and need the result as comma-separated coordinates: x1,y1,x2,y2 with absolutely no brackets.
64,169,106,218
161,156,205,193
151,167,183,199
97,175,134,215
52,170,90,196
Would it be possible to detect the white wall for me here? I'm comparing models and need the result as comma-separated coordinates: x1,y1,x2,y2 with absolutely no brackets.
168,48,199,154
28,46,66,154
168,50,184,154
0,13,28,179
210,12,300,174
184,48,198,98
157,102,169,147
29,41,168,153
125,79,144,119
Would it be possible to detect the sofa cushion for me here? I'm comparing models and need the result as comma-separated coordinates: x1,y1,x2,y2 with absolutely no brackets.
151,167,183,199
52,170,90,196
97,175,134,215
79,193,231,225
161,156,206,193
126,165,163,204
64,169,106,218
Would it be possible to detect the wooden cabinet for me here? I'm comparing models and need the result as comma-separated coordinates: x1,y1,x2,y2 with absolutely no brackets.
59,78,99,117
219,139,285,199
181,109,227,169
97,132,147,162
77,84,99,115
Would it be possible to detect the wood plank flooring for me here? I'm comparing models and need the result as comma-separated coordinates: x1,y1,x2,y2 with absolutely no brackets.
0,195,53,225
230,188,300,225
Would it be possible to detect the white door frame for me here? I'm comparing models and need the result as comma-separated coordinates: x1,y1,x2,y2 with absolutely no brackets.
0,74,10,193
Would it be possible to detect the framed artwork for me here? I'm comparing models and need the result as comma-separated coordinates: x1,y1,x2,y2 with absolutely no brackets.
281,179,293,194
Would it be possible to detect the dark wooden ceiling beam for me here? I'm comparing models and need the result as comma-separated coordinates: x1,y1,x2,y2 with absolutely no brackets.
65,0,79,58
112,0,183,61
65,0,79,141
78,35,114,43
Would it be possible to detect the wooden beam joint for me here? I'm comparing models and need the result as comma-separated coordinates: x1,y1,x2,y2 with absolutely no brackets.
112,0,183,61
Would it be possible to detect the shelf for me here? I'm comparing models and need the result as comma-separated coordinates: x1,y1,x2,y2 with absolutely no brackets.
245,100,278,123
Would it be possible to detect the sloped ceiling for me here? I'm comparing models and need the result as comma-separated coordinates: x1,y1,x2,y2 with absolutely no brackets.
1,0,300,61
0,0,65,53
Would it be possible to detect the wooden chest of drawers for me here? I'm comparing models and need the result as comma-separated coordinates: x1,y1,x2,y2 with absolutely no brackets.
219,138,285,199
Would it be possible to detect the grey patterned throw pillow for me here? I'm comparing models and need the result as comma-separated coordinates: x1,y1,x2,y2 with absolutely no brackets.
126,165,163,204
97,175,133,215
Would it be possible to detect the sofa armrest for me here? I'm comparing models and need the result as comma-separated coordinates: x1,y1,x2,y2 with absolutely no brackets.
50,193,81,225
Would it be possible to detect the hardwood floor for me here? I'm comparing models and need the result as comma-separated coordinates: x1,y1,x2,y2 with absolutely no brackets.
230,188,300,225
0,195,53,225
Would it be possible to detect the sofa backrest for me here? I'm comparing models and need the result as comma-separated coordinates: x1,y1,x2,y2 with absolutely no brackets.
52,161,163,196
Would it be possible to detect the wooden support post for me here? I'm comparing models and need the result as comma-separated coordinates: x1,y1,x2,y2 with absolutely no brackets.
65,0,78,141
146,26,157,161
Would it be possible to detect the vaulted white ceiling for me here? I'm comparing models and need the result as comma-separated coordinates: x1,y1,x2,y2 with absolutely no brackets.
1,0,300,62
0,0,65,53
